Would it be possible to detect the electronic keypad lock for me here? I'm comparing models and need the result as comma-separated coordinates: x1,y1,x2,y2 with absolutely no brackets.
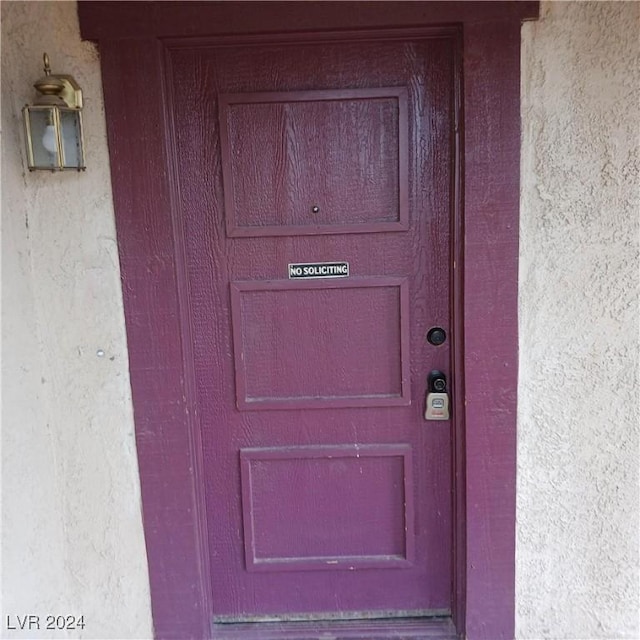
425,370,450,420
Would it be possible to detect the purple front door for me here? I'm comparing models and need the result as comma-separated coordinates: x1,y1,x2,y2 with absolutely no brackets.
169,36,454,621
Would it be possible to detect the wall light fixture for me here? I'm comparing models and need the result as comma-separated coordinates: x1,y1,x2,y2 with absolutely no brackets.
22,54,85,172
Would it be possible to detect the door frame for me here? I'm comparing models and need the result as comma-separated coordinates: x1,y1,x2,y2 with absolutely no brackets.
79,3,539,639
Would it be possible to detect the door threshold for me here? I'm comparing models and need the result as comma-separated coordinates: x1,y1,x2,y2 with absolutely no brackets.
212,616,457,640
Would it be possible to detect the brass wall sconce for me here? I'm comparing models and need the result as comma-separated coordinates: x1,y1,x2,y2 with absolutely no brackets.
22,54,86,171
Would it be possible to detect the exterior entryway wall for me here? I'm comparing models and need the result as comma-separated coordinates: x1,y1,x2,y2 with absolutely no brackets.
516,3,639,638
1,3,153,639
2,2,638,639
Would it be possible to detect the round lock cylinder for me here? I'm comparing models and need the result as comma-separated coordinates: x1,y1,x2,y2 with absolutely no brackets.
427,327,447,346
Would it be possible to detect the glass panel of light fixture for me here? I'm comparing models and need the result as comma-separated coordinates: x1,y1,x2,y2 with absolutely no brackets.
27,107,60,170
60,109,84,169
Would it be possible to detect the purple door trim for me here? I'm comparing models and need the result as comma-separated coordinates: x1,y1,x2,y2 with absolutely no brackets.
79,3,539,639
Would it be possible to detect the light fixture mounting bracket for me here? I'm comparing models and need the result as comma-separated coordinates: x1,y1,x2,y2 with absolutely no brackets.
33,53,83,109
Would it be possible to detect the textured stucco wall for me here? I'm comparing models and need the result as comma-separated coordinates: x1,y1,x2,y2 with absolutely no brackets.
517,2,639,639
1,2,153,638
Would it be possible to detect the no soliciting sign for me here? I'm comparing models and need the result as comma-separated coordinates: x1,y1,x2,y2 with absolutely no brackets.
288,262,349,279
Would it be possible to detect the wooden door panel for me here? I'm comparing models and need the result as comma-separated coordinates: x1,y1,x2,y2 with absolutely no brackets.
219,88,408,236
169,37,453,620
240,445,413,571
230,278,409,409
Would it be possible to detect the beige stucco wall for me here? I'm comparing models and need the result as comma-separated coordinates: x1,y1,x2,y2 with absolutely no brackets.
517,2,639,639
1,2,153,638
1,1,638,639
